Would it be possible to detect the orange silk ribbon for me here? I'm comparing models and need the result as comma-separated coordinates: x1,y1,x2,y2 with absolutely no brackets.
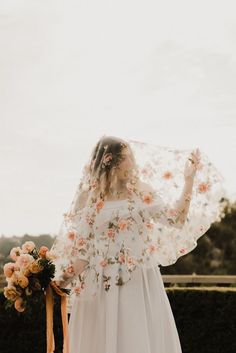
45,282,69,353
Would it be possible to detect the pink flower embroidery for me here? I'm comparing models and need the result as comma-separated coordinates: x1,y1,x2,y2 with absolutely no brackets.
198,182,211,193
118,253,125,264
66,265,74,274
145,221,154,230
67,230,77,241
100,259,108,268
118,219,128,230
76,237,87,248
162,171,173,179
96,200,104,212
167,208,179,217
142,194,153,204
148,245,158,253
179,248,186,254
107,228,115,239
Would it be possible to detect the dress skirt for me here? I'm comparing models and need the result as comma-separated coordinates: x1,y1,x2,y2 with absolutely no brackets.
68,265,182,353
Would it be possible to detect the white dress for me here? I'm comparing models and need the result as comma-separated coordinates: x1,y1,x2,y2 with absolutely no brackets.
61,193,215,353
68,263,182,353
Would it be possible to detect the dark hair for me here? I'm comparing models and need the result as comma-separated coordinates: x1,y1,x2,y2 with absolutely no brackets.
90,136,128,178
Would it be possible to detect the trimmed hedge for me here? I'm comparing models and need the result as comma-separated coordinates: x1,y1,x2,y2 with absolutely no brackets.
0,287,235,353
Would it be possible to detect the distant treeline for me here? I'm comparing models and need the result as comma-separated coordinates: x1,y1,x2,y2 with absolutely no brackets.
1,197,236,275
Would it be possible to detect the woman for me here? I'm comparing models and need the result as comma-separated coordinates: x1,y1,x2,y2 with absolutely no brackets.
51,135,225,353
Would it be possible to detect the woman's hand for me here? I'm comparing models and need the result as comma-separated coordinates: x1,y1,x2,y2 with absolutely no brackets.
184,147,201,182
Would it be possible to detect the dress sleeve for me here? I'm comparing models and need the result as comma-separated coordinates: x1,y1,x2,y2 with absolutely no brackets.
145,193,185,229
51,206,95,287
142,191,222,267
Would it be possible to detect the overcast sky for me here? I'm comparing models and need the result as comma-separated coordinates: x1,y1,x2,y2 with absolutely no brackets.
0,0,236,237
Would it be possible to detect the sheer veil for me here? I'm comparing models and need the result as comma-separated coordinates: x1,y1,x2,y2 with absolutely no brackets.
50,135,226,303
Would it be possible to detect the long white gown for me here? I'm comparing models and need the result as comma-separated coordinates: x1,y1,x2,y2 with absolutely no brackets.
63,193,215,353
51,141,225,353
68,264,182,353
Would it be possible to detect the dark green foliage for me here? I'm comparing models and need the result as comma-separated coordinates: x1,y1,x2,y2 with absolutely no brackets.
166,288,236,353
0,291,64,353
0,288,235,353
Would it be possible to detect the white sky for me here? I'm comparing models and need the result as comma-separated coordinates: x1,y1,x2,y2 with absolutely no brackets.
0,0,236,237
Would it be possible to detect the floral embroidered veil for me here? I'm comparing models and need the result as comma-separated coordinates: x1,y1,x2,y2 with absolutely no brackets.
50,135,226,303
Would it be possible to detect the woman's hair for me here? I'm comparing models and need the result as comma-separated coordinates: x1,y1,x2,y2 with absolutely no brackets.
88,135,138,200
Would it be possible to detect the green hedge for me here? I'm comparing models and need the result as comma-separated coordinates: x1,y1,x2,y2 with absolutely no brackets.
0,287,235,353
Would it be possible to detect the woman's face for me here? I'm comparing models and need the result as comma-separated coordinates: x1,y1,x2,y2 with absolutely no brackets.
116,146,135,180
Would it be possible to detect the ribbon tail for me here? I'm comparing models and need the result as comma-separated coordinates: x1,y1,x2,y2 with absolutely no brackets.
61,296,70,353
46,286,55,353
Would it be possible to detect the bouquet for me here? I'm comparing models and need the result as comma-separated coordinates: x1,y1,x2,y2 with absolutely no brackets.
3,241,69,312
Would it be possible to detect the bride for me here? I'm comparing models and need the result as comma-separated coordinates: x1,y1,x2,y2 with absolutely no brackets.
51,135,225,353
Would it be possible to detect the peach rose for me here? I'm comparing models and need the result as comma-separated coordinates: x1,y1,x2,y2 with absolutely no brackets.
14,297,25,312
4,285,21,301
16,254,34,269
3,263,15,278
7,271,20,286
10,247,22,261
39,246,49,258
118,219,127,231
22,241,36,253
29,260,43,274
18,274,29,289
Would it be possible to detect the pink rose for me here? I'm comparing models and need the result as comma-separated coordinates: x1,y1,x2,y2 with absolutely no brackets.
17,274,29,289
22,241,35,253
4,285,22,301
16,254,34,269
3,263,15,278
10,247,22,261
39,246,49,258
